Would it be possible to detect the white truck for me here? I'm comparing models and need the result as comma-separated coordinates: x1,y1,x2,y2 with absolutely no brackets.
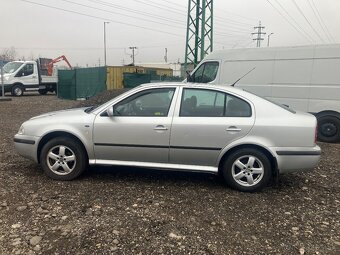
186,44,340,143
1,56,72,96
1,60,57,96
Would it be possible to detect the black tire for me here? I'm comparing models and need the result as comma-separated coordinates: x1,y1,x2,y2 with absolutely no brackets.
221,148,272,192
38,89,48,95
11,84,24,96
40,137,87,180
317,115,340,143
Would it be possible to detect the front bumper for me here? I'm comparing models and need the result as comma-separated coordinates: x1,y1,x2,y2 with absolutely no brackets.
14,134,40,163
274,145,321,174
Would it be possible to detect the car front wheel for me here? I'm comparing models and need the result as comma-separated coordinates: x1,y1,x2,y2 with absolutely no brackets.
40,137,87,180
222,148,271,192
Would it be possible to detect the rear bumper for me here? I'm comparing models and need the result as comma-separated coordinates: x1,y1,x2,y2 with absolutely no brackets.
14,134,40,163
274,145,321,174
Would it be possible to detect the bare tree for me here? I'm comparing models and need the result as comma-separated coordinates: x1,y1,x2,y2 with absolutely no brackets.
0,47,16,61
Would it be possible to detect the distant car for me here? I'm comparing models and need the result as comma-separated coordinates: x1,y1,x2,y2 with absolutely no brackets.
14,83,321,192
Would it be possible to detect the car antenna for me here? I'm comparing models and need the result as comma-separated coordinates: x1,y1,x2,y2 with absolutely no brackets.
231,67,256,87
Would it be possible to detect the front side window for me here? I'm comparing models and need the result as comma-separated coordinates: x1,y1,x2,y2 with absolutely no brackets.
191,62,219,83
16,64,34,77
113,88,175,116
180,88,252,117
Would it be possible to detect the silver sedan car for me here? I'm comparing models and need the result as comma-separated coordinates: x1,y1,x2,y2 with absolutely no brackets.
14,83,321,192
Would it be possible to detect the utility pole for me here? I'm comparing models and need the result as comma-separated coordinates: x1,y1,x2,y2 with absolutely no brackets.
184,0,213,71
252,21,266,48
104,22,109,66
164,48,168,63
267,32,274,47
129,47,138,65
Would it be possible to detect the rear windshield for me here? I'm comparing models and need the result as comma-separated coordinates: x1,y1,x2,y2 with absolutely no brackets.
245,90,296,114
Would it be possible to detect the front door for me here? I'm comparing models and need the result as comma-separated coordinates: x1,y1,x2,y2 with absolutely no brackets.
15,63,38,86
170,88,255,167
93,87,177,163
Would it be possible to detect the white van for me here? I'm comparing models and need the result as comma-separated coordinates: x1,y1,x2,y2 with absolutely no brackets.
186,44,340,143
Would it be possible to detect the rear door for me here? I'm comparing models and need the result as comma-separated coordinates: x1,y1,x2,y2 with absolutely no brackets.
169,88,255,167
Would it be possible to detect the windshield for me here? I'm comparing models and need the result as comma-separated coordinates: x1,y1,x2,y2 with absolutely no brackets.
3,62,23,74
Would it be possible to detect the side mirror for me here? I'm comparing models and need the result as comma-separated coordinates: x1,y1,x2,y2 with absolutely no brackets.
106,106,114,117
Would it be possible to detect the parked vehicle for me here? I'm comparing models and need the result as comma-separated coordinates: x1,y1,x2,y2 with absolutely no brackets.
14,83,320,192
186,44,340,143
0,55,71,96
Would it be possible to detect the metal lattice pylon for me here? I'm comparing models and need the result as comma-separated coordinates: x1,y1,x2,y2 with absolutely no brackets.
184,0,213,70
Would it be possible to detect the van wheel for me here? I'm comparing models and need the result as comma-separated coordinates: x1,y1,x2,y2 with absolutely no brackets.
40,137,87,180
317,116,340,143
11,85,24,96
221,148,271,192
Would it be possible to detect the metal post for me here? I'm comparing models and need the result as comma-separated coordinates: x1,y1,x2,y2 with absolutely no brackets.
267,33,274,47
0,65,11,101
1,66,4,97
104,22,109,66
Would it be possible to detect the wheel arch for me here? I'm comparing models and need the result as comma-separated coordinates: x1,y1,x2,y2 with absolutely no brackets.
37,131,89,164
12,82,24,89
315,110,340,119
218,144,278,178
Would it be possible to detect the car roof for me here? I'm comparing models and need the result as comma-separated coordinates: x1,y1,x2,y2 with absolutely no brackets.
138,82,253,97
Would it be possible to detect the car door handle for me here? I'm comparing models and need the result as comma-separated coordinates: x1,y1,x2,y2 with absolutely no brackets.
226,126,242,132
154,125,168,131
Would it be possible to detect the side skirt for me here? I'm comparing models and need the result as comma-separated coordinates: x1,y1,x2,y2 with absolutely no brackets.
89,159,218,174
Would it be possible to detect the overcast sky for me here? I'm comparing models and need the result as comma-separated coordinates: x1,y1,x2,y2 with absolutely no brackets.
1,0,339,66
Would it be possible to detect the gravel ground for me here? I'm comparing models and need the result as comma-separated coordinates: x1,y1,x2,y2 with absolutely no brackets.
0,93,339,255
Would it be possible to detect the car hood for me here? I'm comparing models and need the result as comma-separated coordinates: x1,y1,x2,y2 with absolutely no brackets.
30,107,89,120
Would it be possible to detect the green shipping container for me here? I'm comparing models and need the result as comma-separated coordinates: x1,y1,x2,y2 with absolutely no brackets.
58,70,76,100
58,67,106,100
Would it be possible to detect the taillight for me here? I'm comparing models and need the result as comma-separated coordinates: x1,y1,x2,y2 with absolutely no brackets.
314,124,318,144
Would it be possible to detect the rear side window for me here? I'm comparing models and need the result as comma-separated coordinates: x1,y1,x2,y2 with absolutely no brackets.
180,88,251,117
191,62,219,83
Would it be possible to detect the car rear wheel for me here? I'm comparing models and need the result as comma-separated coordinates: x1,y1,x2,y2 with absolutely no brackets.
40,137,87,180
222,148,271,192
317,115,340,143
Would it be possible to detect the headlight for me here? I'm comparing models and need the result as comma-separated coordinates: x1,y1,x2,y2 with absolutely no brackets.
18,125,25,135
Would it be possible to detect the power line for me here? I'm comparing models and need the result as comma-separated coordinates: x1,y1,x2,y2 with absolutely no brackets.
291,0,324,42
272,0,315,43
59,0,185,30
87,0,184,25
87,0,253,36
306,0,331,43
265,0,314,43
132,0,254,27
20,0,183,37
309,0,335,43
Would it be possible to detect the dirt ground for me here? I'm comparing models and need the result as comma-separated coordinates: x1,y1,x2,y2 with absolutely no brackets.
0,93,339,255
